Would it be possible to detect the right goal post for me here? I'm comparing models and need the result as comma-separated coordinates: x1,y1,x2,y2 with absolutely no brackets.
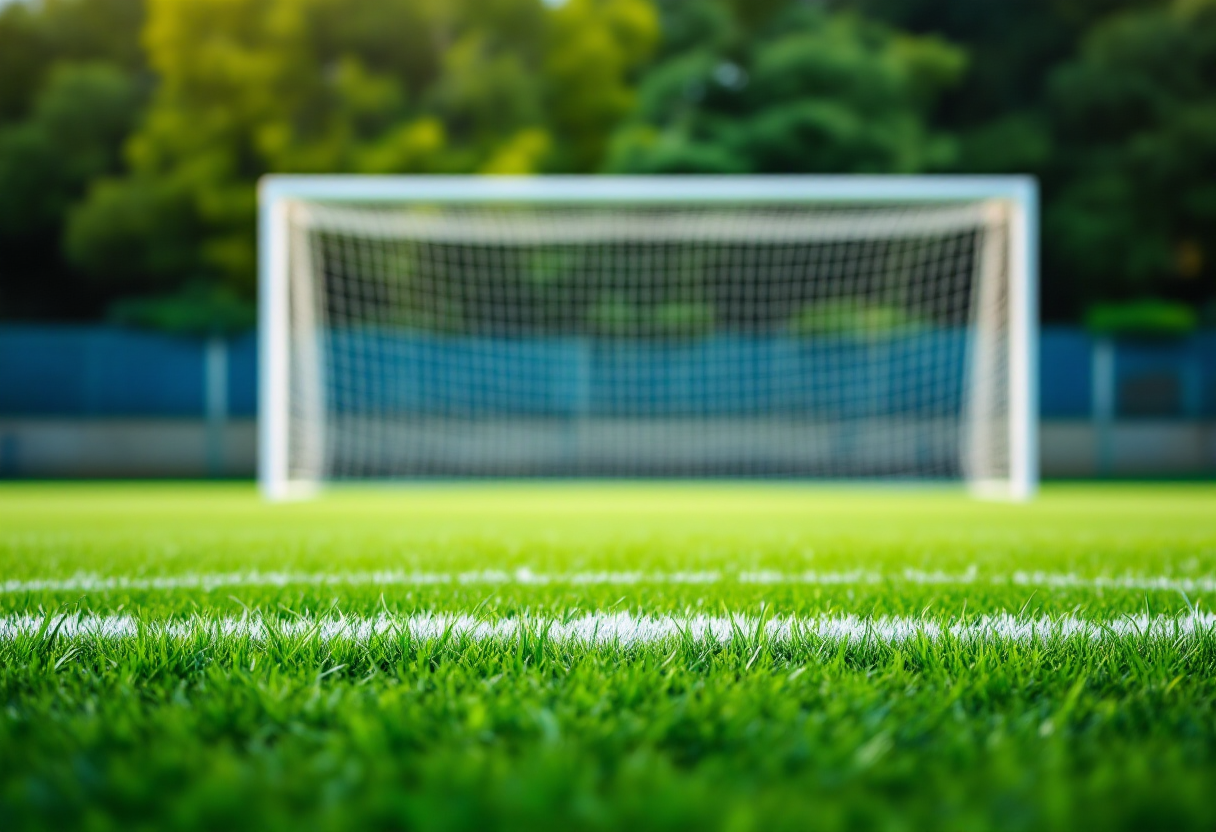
259,175,1037,500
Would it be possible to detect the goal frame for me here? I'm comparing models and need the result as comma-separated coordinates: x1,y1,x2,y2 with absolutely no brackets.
258,175,1038,501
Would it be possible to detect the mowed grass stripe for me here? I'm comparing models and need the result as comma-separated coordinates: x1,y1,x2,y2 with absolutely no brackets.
6,567,1216,594
7,610,1216,645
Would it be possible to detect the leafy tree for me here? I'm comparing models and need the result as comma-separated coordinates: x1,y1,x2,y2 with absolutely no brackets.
0,0,144,126
546,0,659,170
66,0,657,331
606,2,965,174
6,0,1214,329
0,0,146,321
1046,0,1216,313
0,2,45,126
0,64,141,237
0,62,144,319
839,0,1194,320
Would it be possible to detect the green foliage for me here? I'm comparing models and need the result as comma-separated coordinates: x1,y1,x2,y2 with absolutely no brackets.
652,300,715,336
587,294,645,336
788,299,926,339
606,3,965,174
65,176,200,295
62,0,657,328
0,63,142,237
1,483,1216,830
1046,0,1216,309
0,0,144,126
587,295,716,338
0,0,145,321
107,283,257,335
2,0,1216,327
546,0,660,171
526,250,581,287
1084,299,1199,337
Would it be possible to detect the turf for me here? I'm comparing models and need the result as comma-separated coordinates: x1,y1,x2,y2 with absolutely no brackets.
1,482,1215,831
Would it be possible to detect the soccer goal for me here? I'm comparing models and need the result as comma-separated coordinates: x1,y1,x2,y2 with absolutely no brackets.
259,175,1037,500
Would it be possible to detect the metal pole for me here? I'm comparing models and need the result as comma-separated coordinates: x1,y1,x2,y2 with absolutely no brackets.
1092,336,1116,477
205,335,228,477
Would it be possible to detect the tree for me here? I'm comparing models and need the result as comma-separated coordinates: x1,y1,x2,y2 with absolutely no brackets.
545,0,659,170
65,0,657,331
605,1,964,174
0,0,144,126
0,0,146,321
1046,0,1216,313
0,64,141,238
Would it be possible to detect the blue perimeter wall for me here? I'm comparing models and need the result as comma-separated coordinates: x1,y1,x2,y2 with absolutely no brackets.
0,325,1212,419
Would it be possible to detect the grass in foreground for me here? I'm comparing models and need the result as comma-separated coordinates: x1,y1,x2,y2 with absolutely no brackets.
1,482,1215,831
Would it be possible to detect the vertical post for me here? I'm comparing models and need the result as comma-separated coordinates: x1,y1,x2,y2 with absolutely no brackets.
1092,336,1115,477
205,335,228,477
288,205,326,486
1007,181,1039,501
964,200,1005,496
1181,335,1202,419
259,187,291,500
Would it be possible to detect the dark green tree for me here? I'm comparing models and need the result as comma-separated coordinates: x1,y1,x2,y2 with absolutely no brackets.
605,2,965,174
0,0,146,321
0,0,144,126
1046,0,1216,315
0,66,144,319
839,0,1199,320
0,65,142,239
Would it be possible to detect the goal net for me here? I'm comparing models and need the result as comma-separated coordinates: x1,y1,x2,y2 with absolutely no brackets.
260,176,1036,499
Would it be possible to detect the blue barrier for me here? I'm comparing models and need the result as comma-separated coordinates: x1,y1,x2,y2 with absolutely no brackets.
1039,329,1093,418
0,325,1212,419
225,334,258,416
0,326,257,417
324,331,970,417
0,326,206,417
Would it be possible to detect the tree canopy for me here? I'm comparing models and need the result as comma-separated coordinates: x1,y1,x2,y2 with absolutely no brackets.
606,2,964,174
1045,0,1216,316
0,0,1212,331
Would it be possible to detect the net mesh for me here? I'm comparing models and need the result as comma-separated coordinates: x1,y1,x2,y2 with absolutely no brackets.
282,201,1011,482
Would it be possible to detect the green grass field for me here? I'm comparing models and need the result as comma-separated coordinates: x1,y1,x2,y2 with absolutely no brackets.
2,482,1215,831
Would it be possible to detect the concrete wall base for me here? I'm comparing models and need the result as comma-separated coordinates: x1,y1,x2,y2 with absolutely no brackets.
1,419,1212,479
0,420,257,478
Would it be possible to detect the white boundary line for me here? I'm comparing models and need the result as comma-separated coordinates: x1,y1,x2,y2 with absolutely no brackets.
3,569,1216,595
3,611,1214,646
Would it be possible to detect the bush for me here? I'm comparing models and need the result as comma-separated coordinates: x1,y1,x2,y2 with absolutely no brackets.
1084,299,1198,337
788,300,925,340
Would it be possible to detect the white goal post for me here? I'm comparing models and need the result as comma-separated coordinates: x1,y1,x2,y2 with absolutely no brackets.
259,175,1037,501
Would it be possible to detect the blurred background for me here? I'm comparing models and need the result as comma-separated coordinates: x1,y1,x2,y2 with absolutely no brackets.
0,0,1212,479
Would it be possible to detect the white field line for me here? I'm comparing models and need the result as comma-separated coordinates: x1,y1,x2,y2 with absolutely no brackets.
3,568,1216,595
3,611,1216,646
